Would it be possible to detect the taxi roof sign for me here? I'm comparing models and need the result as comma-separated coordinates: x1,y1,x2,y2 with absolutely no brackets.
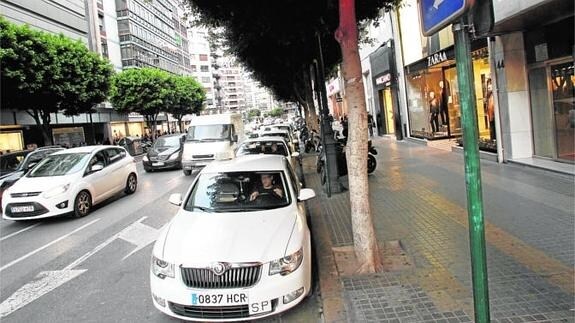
419,0,473,36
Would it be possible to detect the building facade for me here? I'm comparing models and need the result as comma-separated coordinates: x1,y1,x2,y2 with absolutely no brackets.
489,0,574,163
114,0,191,75
355,0,574,170
187,27,214,111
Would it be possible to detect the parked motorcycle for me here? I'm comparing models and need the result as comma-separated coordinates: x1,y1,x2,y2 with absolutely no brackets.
316,137,377,185
300,127,321,153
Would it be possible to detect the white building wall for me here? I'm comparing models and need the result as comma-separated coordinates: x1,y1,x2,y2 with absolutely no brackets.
397,0,424,66
103,0,122,71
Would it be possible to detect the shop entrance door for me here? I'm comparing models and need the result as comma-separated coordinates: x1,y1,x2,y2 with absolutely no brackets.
377,90,385,135
383,88,395,134
529,60,575,162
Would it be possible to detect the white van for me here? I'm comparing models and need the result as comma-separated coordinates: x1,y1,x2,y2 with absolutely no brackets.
181,114,244,175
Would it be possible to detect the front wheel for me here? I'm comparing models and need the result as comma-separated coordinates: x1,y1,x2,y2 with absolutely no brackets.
183,169,192,176
367,154,377,174
72,191,92,218
125,173,137,194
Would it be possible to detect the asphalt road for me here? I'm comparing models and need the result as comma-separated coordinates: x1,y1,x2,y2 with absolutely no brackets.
0,160,320,323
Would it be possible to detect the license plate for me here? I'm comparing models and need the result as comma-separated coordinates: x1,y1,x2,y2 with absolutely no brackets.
152,162,164,166
191,292,248,306
249,300,273,315
11,205,34,213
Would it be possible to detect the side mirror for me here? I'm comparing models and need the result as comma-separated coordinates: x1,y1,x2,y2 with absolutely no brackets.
297,188,316,201
291,152,300,158
90,164,104,172
169,193,182,206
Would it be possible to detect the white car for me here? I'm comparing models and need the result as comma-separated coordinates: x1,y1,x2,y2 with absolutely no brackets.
150,155,316,322
2,146,138,220
235,136,300,170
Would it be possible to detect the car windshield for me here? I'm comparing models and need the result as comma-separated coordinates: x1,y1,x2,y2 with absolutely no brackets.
28,153,91,177
0,152,29,175
184,171,290,212
186,124,230,142
19,149,62,170
154,136,181,148
236,141,288,157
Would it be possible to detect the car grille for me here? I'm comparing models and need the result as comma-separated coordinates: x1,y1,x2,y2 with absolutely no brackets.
10,192,41,198
168,299,277,320
192,154,214,159
150,155,169,161
180,265,261,289
4,202,49,218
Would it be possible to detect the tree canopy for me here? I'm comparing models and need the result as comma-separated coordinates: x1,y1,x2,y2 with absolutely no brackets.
168,76,206,132
0,17,113,144
110,68,206,136
185,1,397,105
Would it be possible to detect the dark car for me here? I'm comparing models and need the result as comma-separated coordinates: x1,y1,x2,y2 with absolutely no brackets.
0,146,65,203
142,134,186,172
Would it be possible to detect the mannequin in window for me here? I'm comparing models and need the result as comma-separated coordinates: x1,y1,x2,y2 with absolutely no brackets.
486,79,496,140
429,91,440,134
439,80,450,126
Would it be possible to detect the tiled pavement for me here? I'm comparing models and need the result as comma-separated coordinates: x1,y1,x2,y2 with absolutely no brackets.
304,137,574,322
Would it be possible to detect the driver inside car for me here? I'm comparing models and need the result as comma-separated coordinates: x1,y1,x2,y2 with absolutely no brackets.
249,173,283,202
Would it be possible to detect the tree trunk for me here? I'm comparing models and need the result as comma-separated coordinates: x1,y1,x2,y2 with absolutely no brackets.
302,71,320,131
177,117,184,133
335,0,381,273
35,110,54,146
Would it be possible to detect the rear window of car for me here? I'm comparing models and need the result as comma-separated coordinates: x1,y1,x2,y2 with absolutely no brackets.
236,141,288,157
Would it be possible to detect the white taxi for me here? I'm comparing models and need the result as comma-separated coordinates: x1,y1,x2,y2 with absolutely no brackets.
150,155,315,321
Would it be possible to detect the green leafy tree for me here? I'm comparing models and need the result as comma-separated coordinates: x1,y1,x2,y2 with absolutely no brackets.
247,109,261,120
268,107,284,118
0,17,113,145
167,76,206,132
109,68,174,139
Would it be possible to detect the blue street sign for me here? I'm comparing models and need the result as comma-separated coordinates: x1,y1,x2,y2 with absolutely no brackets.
419,0,472,36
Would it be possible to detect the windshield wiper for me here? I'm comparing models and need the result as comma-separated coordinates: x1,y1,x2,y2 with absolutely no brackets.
190,205,214,212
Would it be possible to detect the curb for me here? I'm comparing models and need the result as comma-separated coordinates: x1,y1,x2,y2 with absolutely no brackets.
302,157,348,323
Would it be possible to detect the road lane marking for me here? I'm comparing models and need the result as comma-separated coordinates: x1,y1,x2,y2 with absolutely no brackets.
118,220,166,260
0,219,100,273
0,270,86,318
0,216,168,318
0,223,41,242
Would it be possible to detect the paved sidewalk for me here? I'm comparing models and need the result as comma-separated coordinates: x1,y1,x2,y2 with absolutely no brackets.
305,137,574,323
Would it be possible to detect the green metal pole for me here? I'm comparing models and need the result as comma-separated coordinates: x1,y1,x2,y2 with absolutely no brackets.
452,18,491,322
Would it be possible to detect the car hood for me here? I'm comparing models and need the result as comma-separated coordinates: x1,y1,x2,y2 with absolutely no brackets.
0,170,24,186
9,174,78,193
161,208,296,265
148,146,179,157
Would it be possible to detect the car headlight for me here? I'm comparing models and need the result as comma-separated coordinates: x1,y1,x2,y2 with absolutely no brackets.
269,247,303,276
151,255,174,279
143,155,149,162
168,153,179,160
42,183,70,199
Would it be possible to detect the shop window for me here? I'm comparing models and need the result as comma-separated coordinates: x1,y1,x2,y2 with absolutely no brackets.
552,62,575,161
531,61,575,161
0,131,24,153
